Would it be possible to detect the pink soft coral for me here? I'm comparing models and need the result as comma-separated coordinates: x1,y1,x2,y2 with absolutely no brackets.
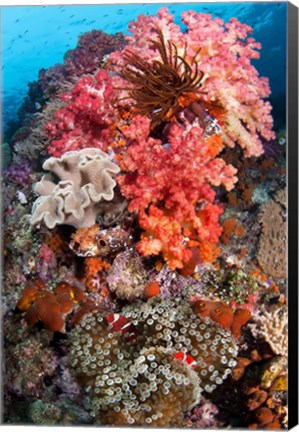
110,7,275,157
46,70,116,157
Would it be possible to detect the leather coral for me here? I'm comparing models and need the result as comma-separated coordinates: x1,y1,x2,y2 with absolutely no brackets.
30,148,120,229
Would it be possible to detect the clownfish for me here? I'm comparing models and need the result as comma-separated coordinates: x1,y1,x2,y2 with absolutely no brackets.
105,314,138,342
173,352,198,368
106,314,133,332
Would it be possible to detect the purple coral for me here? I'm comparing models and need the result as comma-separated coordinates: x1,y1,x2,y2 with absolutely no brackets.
185,397,223,428
106,249,148,301
38,30,125,99
4,160,31,187
4,335,58,399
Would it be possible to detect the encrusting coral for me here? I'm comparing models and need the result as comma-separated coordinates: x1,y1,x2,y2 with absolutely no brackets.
68,297,238,426
31,148,120,229
257,199,286,279
106,249,148,301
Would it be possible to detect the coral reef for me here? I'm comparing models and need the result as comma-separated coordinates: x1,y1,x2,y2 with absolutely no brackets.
185,397,223,428
68,297,238,426
31,148,120,229
4,332,58,399
4,160,32,187
118,28,205,127
38,30,125,99
3,5,287,429
117,116,236,269
192,299,251,339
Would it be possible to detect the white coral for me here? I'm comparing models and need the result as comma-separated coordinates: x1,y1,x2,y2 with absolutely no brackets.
248,306,287,357
31,148,120,229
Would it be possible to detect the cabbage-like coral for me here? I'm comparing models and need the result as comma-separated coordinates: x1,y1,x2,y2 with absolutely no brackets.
110,7,274,157
31,148,120,229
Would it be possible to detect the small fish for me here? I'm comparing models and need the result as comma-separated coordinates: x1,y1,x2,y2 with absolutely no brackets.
69,14,75,18
106,314,134,333
15,19,20,23
174,352,198,368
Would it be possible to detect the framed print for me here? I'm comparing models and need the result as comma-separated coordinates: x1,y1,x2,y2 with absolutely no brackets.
1,1,298,429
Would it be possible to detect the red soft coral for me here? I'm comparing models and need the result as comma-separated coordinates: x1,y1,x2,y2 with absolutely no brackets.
118,116,237,223
46,70,116,157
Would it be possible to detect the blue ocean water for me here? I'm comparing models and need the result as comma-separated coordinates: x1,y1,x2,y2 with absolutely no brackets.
1,2,287,130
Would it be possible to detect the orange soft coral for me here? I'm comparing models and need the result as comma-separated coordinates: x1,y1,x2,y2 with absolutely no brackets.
137,203,224,270
85,257,110,291
137,206,192,270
